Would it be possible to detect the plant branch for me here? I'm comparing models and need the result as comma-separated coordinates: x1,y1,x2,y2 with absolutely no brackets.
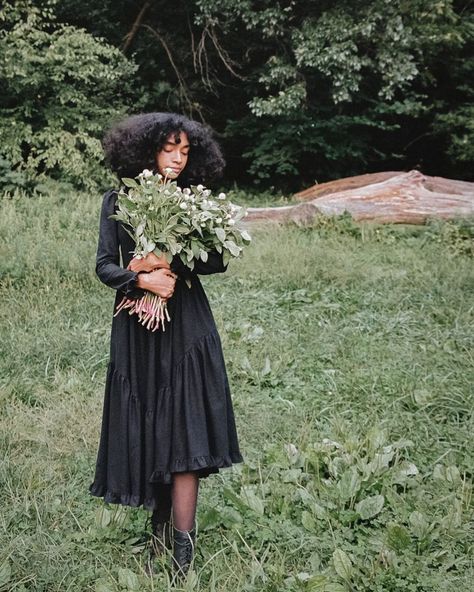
122,1,151,53
142,24,204,120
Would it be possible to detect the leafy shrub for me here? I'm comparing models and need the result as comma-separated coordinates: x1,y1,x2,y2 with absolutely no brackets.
0,1,137,190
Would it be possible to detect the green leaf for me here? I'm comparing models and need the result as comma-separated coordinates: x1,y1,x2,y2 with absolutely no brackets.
223,239,241,257
242,487,265,515
337,467,361,501
121,178,138,188
409,511,430,539
215,227,226,242
332,548,353,581
261,356,271,376
223,486,251,514
445,465,461,483
0,561,11,587
117,568,140,590
191,241,201,258
302,510,315,531
200,249,208,262
95,506,111,528
307,575,328,590
94,581,115,592
174,224,190,234
222,249,231,267
355,495,384,520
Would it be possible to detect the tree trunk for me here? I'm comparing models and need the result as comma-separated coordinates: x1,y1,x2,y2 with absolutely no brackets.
244,170,474,225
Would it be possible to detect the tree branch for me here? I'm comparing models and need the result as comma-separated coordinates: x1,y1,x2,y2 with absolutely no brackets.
122,1,151,53
142,24,204,120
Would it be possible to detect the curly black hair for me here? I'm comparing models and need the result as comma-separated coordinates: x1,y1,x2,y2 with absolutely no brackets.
102,112,225,186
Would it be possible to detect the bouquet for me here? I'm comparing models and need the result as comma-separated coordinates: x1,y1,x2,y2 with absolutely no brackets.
109,168,251,331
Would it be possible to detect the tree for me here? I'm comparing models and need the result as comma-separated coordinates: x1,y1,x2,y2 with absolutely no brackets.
0,0,137,189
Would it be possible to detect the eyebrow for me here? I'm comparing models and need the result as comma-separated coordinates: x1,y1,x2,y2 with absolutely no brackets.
165,140,190,148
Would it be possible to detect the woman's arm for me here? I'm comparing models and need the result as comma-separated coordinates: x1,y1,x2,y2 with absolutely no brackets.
95,190,145,299
170,249,228,276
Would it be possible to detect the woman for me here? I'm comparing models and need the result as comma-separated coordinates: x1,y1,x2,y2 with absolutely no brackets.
89,112,244,577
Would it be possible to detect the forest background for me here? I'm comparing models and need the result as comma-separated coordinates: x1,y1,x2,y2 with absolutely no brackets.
1,0,473,195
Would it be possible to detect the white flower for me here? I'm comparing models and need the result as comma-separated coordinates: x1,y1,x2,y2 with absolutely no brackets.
218,192,226,200
228,219,235,226
196,184,204,192
179,202,187,210
183,188,191,195
203,189,211,197
191,205,197,211
216,217,222,223
164,167,173,174
200,222,206,227
141,169,153,178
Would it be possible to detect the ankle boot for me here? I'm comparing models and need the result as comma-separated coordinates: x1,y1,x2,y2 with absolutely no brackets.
172,525,196,577
149,519,172,558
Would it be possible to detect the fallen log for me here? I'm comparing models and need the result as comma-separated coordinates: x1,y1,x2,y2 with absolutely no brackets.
244,170,474,225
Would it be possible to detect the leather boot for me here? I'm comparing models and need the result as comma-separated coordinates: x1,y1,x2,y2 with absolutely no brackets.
172,524,196,577
150,519,172,558
145,516,172,576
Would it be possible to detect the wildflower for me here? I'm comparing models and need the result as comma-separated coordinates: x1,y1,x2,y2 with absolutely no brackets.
112,169,251,331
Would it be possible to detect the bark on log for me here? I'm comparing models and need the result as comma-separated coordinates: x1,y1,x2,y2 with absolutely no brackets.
244,170,474,225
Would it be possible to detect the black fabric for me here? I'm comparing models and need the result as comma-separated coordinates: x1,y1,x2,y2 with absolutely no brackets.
89,189,243,510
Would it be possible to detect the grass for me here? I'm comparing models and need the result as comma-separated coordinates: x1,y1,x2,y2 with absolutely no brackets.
0,186,473,591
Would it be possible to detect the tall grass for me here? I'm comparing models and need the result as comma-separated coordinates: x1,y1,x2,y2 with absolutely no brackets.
0,187,473,591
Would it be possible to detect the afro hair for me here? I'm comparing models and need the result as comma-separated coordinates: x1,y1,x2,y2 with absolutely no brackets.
102,112,225,186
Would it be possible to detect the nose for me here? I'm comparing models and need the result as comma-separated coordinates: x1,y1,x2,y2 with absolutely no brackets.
173,150,182,164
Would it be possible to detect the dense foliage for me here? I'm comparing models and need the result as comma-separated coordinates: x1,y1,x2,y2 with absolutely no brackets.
1,0,473,191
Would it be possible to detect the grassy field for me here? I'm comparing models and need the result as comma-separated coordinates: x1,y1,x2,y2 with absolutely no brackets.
0,186,473,591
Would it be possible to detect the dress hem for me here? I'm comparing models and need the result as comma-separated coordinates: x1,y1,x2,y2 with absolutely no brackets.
89,451,244,510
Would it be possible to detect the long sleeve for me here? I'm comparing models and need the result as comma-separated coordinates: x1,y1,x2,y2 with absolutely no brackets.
95,189,145,299
170,249,228,277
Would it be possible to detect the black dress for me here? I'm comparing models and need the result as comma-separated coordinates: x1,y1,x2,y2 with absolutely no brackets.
89,189,243,510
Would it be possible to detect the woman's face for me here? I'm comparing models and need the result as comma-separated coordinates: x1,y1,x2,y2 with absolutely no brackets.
155,131,190,179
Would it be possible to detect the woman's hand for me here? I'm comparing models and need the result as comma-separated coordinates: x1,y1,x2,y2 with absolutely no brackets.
137,267,177,299
128,252,170,273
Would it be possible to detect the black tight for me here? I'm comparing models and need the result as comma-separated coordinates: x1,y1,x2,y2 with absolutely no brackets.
172,472,199,531
152,472,199,531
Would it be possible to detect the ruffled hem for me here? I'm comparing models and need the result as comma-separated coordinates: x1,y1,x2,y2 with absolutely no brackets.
89,452,243,511
148,451,244,483
89,330,243,509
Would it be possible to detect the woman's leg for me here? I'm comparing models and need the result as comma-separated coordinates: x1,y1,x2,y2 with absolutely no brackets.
151,483,173,523
171,472,199,530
